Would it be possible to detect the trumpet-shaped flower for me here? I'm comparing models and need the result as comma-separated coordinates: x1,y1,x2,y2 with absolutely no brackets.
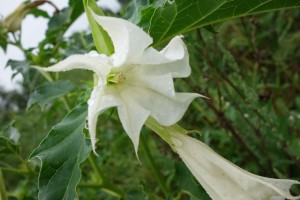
40,16,201,153
170,131,300,200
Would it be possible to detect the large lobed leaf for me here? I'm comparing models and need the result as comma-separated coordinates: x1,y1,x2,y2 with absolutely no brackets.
29,104,91,200
135,0,300,45
27,80,75,109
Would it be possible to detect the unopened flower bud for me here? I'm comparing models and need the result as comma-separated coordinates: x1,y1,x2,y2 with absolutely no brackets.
3,1,46,32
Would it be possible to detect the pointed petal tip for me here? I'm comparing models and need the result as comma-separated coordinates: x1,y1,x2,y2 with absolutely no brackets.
92,145,99,156
134,143,142,165
199,93,209,99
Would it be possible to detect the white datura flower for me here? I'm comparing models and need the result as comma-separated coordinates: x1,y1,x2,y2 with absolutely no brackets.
170,132,300,200
41,16,201,153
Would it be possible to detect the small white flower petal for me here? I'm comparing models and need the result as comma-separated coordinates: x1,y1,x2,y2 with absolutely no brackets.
171,132,300,200
41,52,111,77
134,36,191,78
88,86,120,153
123,85,200,126
91,14,153,66
117,91,151,154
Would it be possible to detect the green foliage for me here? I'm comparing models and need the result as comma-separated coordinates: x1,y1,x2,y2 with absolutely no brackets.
287,139,300,159
0,1,300,200
125,185,149,200
174,162,211,200
29,104,91,200
6,59,30,78
27,80,75,109
0,123,20,155
132,0,300,45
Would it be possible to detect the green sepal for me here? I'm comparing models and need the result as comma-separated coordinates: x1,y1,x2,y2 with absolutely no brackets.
83,0,114,55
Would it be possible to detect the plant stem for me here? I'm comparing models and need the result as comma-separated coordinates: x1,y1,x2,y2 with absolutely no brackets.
87,155,125,197
0,169,8,200
78,182,124,198
1,167,29,175
140,134,169,197
87,155,104,183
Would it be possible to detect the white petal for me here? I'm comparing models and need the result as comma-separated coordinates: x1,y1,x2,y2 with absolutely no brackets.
171,132,300,200
91,14,153,66
128,68,176,97
134,36,191,78
41,51,111,77
117,91,151,154
88,85,120,153
122,84,200,126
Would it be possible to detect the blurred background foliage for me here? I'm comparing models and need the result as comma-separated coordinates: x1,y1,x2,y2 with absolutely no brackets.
0,0,299,199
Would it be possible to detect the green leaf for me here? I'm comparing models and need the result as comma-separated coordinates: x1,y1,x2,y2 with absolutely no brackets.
42,2,84,46
0,123,20,155
46,8,71,38
27,80,75,109
175,162,211,200
287,139,300,159
29,103,91,200
69,0,84,21
124,0,151,23
6,59,30,78
136,0,300,45
126,185,149,200
83,0,114,55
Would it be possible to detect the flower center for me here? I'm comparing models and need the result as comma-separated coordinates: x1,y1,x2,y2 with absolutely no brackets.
107,72,127,84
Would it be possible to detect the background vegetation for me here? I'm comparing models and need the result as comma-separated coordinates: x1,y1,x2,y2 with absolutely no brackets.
0,1,299,199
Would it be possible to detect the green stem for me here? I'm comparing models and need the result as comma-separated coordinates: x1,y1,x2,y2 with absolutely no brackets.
87,155,104,183
0,169,8,200
101,182,125,197
140,133,169,197
87,155,125,197
144,117,191,197
1,167,29,175
78,182,124,197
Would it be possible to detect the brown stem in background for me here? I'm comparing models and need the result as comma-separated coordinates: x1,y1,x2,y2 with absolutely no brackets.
204,97,268,172
27,0,60,13
221,75,268,123
194,29,272,174
221,83,275,177
240,18,259,63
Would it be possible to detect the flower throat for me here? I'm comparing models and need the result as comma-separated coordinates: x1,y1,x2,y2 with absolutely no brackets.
107,72,127,84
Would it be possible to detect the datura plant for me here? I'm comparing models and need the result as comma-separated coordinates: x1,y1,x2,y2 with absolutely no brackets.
2,0,300,200
34,1,300,199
